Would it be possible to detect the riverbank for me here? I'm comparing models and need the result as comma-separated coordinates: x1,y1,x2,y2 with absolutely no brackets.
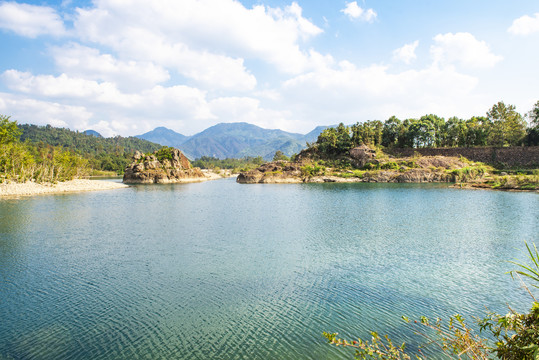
0,179,129,198
237,156,468,184
236,154,539,191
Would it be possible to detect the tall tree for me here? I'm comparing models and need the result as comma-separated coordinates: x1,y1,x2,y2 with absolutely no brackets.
0,115,22,144
528,100,539,127
525,100,539,145
442,117,467,147
487,101,526,146
381,116,401,147
465,116,491,146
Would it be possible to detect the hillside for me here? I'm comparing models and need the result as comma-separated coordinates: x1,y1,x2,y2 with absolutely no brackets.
18,123,163,174
20,124,161,155
137,122,329,160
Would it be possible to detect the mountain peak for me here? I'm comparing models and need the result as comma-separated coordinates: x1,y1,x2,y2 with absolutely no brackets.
136,122,330,160
83,130,102,138
136,127,189,147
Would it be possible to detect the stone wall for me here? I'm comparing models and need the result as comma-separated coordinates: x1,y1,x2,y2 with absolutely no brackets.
386,146,539,167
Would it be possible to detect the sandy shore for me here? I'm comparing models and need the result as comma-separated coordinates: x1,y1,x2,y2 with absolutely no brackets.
201,169,237,180
0,179,129,198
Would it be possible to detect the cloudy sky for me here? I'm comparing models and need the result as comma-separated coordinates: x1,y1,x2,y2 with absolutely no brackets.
0,0,538,137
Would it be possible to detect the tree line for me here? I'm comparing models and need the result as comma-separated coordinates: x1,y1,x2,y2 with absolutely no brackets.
0,116,90,183
191,156,265,172
314,101,539,156
18,123,162,174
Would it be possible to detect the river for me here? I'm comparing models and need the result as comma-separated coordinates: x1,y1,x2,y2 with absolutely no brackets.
0,178,537,359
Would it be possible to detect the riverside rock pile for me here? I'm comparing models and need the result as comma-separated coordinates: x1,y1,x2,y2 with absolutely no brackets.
123,149,205,184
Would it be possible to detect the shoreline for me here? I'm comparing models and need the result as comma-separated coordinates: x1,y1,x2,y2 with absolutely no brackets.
0,170,237,198
0,179,129,198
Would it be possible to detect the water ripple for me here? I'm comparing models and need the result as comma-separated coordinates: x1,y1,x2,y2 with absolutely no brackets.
0,181,536,359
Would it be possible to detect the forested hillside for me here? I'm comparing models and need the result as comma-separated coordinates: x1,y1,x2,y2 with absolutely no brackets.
19,123,162,173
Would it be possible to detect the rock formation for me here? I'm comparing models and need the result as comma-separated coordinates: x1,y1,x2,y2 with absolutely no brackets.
237,155,470,184
236,161,304,184
349,145,376,168
123,148,205,184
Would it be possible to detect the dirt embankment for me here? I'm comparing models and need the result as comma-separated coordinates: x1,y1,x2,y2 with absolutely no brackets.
237,156,471,184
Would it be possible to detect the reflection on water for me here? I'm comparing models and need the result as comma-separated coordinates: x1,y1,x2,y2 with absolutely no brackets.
0,179,537,359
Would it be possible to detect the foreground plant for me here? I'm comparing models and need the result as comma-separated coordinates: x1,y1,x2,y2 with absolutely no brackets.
324,242,539,359
324,314,489,360
323,330,412,360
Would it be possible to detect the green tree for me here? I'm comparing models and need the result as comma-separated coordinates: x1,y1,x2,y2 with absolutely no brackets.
316,127,338,154
442,117,467,147
409,116,436,148
397,119,415,148
0,115,22,144
381,116,401,148
487,101,526,146
526,101,539,146
528,100,539,127
465,116,491,147
336,123,353,152
272,150,289,161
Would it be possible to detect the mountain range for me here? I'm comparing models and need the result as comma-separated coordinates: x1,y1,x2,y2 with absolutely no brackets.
133,122,331,160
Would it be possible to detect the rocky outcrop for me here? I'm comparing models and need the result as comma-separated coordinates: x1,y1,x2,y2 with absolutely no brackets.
237,156,474,184
349,145,376,168
123,148,206,184
236,161,304,184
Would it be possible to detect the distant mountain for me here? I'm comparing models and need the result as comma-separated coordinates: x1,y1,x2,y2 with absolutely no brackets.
136,127,189,147
136,122,331,160
177,122,305,160
83,129,102,138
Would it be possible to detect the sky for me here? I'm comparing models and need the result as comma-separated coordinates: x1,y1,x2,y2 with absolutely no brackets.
0,0,538,137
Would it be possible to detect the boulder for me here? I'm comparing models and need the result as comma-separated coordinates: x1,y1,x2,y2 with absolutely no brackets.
123,148,204,184
349,145,376,168
133,150,143,160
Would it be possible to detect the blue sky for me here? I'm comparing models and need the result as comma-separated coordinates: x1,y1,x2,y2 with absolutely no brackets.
0,0,538,137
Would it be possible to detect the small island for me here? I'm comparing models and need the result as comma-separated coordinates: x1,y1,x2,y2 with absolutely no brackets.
123,147,217,184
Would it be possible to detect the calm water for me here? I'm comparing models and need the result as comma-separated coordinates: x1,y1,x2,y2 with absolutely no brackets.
0,179,537,359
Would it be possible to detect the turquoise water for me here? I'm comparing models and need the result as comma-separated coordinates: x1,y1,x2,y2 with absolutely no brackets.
0,179,537,359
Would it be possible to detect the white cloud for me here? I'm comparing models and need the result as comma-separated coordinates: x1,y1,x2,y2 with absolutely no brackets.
393,40,419,64
2,70,135,105
73,0,323,78
341,2,377,22
282,60,481,125
0,2,65,38
127,32,258,91
209,96,292,131
431,32,502,69
51,43,170,91
0,93,92,129
1,70,218,135
508,13,539,35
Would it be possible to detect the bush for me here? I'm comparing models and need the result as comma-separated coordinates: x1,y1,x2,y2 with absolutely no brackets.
301,163,325,177
380,161,399,170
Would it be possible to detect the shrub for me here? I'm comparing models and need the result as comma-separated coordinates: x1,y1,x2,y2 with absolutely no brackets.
380,161,399,170
301,163,325,177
